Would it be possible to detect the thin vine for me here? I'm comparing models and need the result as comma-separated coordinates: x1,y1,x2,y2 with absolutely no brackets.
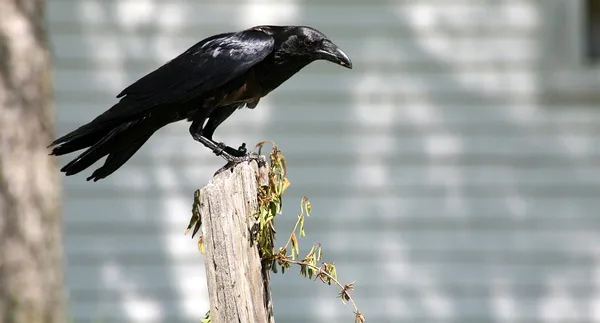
254,141,365,323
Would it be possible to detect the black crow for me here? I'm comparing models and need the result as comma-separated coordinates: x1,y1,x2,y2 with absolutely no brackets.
49,25,352,181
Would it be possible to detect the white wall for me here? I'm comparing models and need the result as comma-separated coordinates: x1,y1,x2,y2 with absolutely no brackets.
48,0,600,322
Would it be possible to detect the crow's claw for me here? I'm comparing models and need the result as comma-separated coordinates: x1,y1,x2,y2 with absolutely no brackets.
225,151,260,163
214,152,262,176
221,145,245,157
237,143,247,155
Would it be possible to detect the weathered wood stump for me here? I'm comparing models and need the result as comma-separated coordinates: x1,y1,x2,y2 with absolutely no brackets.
199,158,274,323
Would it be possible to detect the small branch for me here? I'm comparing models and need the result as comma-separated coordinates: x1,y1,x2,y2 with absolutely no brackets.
275,257,364,323
278,198,361,316
280,214,302,252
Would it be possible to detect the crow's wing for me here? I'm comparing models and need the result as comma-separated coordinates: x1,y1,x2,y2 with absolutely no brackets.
51,29,274,146
119,31,273,101
113,29,274,117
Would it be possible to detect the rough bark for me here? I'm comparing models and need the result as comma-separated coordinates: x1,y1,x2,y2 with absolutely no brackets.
0,1,64,322
200,159,275,323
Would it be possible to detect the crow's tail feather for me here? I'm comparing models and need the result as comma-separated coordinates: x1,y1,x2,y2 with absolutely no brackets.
50,118,157,181
85,129,153,181
49,128,113,156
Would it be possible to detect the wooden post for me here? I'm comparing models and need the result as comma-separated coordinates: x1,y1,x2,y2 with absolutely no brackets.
199,158,274,323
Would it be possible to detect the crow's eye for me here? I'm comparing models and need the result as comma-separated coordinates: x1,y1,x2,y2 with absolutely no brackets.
303,39,315,46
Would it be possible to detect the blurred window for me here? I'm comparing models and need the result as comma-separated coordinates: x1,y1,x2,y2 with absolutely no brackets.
542,0,600,104
585,0,600,63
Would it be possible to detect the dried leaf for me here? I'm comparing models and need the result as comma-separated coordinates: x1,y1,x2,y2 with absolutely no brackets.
317,244,323,262
185,211,198,236
281,178,291,193
183,215,198,238
186,190,202,237
354,311,365,323
301,196,311,217
198,236,205,254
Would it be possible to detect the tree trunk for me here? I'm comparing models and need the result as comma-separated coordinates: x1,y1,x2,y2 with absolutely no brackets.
0,1,64,322
200,159,275,323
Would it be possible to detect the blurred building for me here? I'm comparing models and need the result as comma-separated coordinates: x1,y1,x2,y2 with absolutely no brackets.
48,0,600,322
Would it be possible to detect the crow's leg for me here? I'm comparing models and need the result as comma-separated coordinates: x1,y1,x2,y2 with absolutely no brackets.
202,106,263,175
203,105,249,156
189,116,238,160
190,128,261,175
189,107,260,168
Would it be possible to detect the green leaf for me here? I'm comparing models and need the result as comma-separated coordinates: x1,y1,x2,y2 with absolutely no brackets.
298,213,306,237
201,310,211,323
291,232,299,259
300,264,307,277
184,213,197,235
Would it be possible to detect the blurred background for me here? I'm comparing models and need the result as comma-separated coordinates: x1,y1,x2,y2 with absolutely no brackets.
42,0,600,322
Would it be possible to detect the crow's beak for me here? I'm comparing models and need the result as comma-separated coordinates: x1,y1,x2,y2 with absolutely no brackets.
317,39,352,69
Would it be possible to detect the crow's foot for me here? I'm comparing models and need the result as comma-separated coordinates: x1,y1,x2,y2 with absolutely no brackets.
214,142,248,158
236,143,248,155
214,151,261,176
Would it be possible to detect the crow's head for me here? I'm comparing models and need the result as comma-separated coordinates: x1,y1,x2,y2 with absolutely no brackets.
277,26,352,69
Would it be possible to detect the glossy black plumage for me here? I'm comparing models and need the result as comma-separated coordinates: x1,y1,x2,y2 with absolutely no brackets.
49,25,352,181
